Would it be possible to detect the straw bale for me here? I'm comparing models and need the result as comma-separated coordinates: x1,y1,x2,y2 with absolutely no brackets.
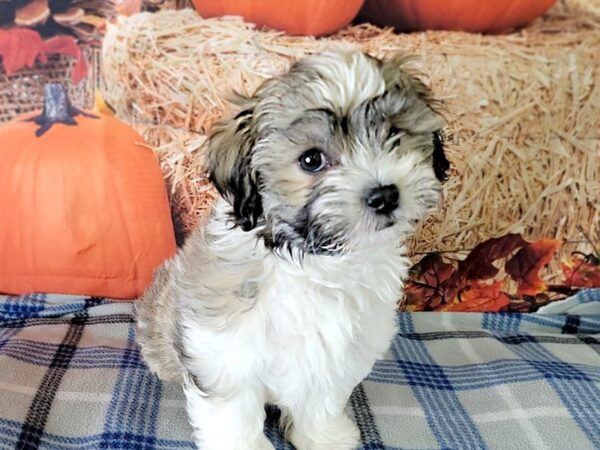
102,0,600,269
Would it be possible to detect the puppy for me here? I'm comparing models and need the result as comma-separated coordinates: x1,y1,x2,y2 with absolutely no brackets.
136,51,449,450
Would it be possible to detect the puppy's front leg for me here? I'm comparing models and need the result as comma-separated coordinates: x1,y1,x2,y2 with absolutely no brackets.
183,377,274,450
287,398,360,450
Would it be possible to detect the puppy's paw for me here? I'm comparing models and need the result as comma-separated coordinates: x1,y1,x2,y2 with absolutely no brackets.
290,413,360,450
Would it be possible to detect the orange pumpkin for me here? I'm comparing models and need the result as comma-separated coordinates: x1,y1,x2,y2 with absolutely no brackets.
114,0,143,16
191,0,365,36
0,84,176,300
358,0,557,33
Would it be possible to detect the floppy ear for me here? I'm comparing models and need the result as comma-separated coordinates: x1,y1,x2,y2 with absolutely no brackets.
432,130,450,182
207,105,263,231
379,55,451,182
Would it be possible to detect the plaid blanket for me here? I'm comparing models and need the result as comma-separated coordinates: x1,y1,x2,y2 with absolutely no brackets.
1,293,599,450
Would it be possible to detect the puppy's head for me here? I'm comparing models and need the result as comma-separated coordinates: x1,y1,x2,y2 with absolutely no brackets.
207,51,449,255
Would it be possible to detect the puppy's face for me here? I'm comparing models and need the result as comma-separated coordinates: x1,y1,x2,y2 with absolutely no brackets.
208,52,449,255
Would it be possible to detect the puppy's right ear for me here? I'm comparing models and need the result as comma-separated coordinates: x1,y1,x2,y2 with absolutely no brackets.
207,102,263,231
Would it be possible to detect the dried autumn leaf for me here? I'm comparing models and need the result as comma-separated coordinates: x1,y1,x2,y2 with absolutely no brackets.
404,280,443,311
405,253,455,311
41,35,88,84
404,285,444,311
506,239,562,297
0,28,43,74
416,253,455,286
439,281,509,312
562,256,600,288
454,233,527,282
403,297,427,312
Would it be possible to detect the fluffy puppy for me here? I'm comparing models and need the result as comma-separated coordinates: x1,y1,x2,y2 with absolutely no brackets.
136,51,449,450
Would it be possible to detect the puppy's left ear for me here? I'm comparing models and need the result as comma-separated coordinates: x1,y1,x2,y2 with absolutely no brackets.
207,101,263,231
432,130,450,182
379,55,450,182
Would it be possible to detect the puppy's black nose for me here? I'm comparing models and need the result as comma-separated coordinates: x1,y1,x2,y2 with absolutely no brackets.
366,185,399,215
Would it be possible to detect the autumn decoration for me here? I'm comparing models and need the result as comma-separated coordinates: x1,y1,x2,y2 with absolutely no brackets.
0,83,176,299
0,0,113,41
191,0,365,36
404,233,600,313
0,28,88,82
358,0,557,33
0,0,114,83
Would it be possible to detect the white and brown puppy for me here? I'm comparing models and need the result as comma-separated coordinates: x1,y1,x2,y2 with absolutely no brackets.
136,51,449,450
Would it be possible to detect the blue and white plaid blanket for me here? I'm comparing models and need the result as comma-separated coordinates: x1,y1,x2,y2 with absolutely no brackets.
1,293,599,450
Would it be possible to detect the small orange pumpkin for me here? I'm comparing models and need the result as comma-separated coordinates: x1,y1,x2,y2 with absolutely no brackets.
358,0,557,33
0,84,176,300
114,0,143,16
191,0,365,36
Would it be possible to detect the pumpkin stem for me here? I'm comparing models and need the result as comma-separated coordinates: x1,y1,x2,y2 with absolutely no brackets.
25,83,98,137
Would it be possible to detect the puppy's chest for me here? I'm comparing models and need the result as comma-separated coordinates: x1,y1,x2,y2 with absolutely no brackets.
261,256,402,376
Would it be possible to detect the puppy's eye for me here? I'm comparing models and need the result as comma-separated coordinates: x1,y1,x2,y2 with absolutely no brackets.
299,148,327,173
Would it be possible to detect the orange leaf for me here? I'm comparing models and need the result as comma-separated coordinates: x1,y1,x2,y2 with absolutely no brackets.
0,28,43,74
41,36,88,84
506,239,562,297
562,257,600,288
439,281,509,312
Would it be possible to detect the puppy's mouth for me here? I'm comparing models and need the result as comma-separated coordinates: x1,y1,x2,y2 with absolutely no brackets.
375,218,396,231
271,196,402,256
301,220,348,256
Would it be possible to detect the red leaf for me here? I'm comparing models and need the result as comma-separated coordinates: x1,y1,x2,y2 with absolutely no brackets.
0,31,87,83
416,253,455,286
0,28,43,74
403,286,431,312
439,281,509,312
562,257,600,288
40,36,88,84
506,239,562,297
405,253,456,311
454,233,527,282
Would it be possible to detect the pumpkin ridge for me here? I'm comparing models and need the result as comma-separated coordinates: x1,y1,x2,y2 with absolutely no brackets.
102,137,138,287
31,136,44,277
95,116,111,285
